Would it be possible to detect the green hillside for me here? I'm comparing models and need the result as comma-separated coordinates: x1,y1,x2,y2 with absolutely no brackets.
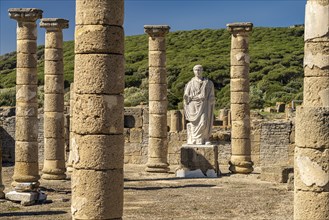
0,27,304,109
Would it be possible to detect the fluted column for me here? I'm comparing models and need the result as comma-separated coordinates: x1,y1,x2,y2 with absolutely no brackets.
9,8,43,188
144,25,170,173
227,22,253,174
71,0,124,219
294,0,329,219
40,18,68,180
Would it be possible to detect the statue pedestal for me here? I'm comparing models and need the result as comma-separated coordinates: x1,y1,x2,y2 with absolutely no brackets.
176,144,221,178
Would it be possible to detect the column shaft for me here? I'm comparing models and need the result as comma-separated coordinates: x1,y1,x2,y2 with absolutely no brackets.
227,23,254,174
40,18,69,180
144,25,170,173
72,1,124,219
9,8,43,187
294,0,329,219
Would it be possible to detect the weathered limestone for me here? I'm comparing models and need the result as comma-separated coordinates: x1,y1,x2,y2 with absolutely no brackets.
71,1,124,219
66,83,74,173
227,22,254,174
145,25,170,173
9,8,43,188
40,18,68,180
170,110,182,132
294,0,329,219
0,146,4,199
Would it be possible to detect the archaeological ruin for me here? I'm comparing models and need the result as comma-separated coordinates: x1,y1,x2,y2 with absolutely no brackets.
0,0,328,219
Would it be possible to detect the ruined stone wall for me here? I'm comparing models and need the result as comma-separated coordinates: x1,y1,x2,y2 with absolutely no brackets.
1,106,295,168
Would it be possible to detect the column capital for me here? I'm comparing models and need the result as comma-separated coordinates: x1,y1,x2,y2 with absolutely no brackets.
144,25,170,37
227,22,253,34
40,18,69,31
8,8,43,22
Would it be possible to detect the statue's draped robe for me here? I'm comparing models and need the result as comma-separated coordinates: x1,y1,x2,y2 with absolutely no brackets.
184,77,215,144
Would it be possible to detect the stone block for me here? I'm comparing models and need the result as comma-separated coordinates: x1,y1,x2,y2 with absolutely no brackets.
294,147,329,192
149,84,167,101
16,68,38,85
17,39,37,54
260,165,293,183
129,128,143,143
304,65,329,77
303,76,329,107
17,22,37,40
230,91,249,104
143,107,149,125
124,142,142,156
149,67,167,84
231,120,250,139
71,169,123,219
16,102,38,117
230,65,249,79
149,100,168,114
295,107,329,149
230,103,250,121
230,49,250,65
294,191,329,220
17,53,37,68
44,93,64,112
148,137,168,158
16,85,37,103
149,51,166,67
76,0,124,26
71,134,124,170
44,112,64,138
44,48,63,61
74,54,124,95
230,78,249,92
45,31,63,49
44,60,64,75
13,161,40,183
15,141,38,163
75,25,124,54
148,113,167,138
72,94,124,135
5,191,39,206
44,138,65,160
231,35,249,49
44,75,64,94
179,144,219,176
148,37,166,51
15,116,38,141
231,138,251,155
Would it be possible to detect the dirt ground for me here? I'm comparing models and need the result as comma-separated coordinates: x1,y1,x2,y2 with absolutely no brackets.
0,164,293,220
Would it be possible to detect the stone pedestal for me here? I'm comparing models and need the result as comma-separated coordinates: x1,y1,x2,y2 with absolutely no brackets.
176,144,220,178
72,1,124,219
227,22,254,174
294,1,329,219
40,18,69,180
9,8,43,189
144,25,170,173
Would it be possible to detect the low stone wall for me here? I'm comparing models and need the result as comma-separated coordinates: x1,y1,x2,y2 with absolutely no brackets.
1,106,295,169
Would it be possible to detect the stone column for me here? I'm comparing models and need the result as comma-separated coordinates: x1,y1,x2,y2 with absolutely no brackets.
0,146,4,199
9,8,43,187
170,110,182,132
71,1,124,219
144,25,170,173
294,0,329,219
40,18,69,180
66,83,74,173
227,22,253,174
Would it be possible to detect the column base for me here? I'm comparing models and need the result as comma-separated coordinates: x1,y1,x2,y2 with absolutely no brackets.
42,173,67,180
229,160,254,174
145,162,169,173
42,160,66,180
5,190,47,206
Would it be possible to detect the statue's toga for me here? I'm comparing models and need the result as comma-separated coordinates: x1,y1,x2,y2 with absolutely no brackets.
183,65,215,145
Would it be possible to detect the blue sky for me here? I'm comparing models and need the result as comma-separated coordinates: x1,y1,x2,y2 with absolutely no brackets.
0,0,305,55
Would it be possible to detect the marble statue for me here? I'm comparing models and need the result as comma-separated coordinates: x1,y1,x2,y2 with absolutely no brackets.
183,65,215,145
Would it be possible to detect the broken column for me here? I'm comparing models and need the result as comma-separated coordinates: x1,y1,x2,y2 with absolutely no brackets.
227,22,254,174
144,25,170,173
9,8,43,187
170,110,182,132
294,0,329,219
71,0,124,219
40,18,69,180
